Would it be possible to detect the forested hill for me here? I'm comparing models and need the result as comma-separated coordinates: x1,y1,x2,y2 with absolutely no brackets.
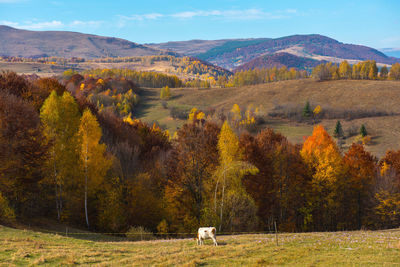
149,34,400,70
0,25,175,59
234,52,322,72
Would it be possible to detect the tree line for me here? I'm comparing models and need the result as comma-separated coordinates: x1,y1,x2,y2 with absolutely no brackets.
1,71,400,234
70,60,400,91
312,61,400,81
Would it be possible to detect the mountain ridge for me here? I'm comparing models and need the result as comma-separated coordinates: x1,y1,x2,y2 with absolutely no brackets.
148,34,400,70
1,25,399,71
0,25,175,59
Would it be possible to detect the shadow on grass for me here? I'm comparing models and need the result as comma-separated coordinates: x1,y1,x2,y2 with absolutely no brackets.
16,218,129,243
369,135,381,146
169,94,183,101
134,88,158,118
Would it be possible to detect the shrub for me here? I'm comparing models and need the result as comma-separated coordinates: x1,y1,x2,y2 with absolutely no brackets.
160,86,171,100
170,107,190,120
0,193,16,224
362,135,371,145
126,226,155,241
269,104,393,123
156,219,169,235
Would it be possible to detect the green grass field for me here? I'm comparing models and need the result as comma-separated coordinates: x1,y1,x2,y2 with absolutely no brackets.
0,225,399,266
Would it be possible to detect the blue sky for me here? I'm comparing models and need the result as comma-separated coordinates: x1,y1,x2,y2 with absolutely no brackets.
0,0,399,49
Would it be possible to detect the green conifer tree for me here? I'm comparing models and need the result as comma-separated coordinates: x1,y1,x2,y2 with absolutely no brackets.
303,101,311,118
333,120,344,138
360,124,368,137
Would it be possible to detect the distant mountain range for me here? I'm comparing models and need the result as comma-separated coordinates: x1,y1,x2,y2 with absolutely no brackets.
0,25,174,59
380,48,400,58
1,25,399,72
149,35,400,70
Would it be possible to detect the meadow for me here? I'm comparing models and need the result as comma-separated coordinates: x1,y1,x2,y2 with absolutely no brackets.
136,79,400,158
0,225,399,266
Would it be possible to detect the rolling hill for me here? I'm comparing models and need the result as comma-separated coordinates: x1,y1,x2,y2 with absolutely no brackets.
2,26,399,71
136,79,400,158
0,25,175,59
149,34,400,70
235,52,323,72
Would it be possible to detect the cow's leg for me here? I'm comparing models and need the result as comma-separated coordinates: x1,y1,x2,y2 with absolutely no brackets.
211,236,218,246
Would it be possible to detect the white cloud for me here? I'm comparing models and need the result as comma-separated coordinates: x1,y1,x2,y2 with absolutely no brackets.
118,13,163,21
286,9,297,14
0,20,19,27
70,20,103,27
1,20,63,29
1,19,103,30
171,10,222,19
22,20,63,30
169,8,296,20
0,0,25,3
117,8,297,23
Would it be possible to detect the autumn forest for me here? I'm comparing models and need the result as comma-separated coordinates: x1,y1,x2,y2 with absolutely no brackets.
1,60,400,237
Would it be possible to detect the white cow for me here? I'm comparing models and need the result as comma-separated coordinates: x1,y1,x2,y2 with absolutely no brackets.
197,227,218,246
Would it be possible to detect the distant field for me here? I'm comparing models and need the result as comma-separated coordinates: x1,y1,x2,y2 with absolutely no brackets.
0,225,399,266
136,79,400,158
0,60,215,80
0,62,68,77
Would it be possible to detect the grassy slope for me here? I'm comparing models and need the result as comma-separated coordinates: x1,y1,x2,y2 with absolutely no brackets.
0,62,70,77
0,225,399,266
136,79,400,158
0,60,225,83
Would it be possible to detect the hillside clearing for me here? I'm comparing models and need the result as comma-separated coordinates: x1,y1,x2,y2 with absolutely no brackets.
135,79,400,158
0,225,399,266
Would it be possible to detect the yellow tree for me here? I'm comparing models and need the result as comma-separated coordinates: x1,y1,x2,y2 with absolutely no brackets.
339,60,352,79
78,109,112,228
40,91,80,221
214,121,258,231
188,107,205,122
230,104,242,127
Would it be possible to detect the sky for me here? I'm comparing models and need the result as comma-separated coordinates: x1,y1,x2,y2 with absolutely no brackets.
0,0,399,49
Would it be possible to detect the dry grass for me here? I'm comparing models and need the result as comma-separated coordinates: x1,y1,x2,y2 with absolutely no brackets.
0,62,68,77
0,60,204,80
0,225,399,266
170,79,400,114
138,79,400,158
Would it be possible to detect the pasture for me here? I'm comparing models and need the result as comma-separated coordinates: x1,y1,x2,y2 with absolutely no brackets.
0,225,399,266
136,79,400,158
